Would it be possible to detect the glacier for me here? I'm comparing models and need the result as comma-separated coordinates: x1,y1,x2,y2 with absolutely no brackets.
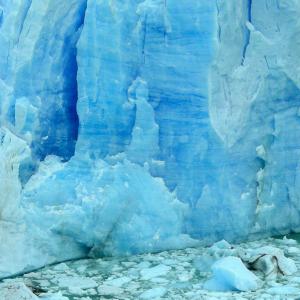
0,0,300,278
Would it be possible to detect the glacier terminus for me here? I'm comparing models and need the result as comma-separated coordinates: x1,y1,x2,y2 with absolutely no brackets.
0,0,300,280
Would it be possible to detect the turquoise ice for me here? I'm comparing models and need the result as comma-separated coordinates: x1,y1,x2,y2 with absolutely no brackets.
0,0,300,277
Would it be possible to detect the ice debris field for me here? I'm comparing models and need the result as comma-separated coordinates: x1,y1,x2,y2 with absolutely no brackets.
1,236,300,299
1,0,300,299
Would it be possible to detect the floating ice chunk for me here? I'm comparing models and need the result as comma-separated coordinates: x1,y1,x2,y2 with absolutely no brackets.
204,256,260,292
136,261,151,269
266,286,300,295
97,285,123,296
57,276,97,289
104,276,131,287
40,292,69,300
208,240,237,258
286,246,300,255
0,282,38,300
194,240,243,273
247,246,297,276
68,286,83,295
139,287,167,299
211,240,232,250
150,277,169,283
281,236,298,245
52,263,69,272
140,264,171,280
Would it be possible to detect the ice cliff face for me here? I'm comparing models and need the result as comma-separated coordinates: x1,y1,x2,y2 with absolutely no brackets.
0,0,300,277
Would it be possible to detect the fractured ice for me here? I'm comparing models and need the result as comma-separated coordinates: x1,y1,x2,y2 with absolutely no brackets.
0,0,300,277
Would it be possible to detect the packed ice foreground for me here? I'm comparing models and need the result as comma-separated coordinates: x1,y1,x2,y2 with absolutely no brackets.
1,237,300,299
0,0,300,278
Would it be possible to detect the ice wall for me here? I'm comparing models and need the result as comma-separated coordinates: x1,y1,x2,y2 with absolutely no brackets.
0,0,300,277
210,0,300,236
0,0,86,161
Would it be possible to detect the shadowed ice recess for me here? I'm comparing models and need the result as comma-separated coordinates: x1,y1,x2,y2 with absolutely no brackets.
0,0,300,278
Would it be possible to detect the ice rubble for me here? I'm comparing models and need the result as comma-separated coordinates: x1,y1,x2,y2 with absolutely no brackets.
0,282,38,300
0,0,300,277
1,237,299,299
202,239,297,292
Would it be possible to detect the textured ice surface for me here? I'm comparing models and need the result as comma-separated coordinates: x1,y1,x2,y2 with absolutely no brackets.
0,282,38,300
246,246,297,277
1,237,300,299
0,0,300,277
204,256,260,292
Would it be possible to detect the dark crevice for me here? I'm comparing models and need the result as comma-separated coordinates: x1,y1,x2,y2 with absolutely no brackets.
34,1,88,162
241,0,252,65
0,6,3,28
15,0,32,44
18,1,88,184
216,0,221,42
247,0,252,23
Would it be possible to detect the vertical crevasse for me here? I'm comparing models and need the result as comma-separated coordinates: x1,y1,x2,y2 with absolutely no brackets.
241,0,252,65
